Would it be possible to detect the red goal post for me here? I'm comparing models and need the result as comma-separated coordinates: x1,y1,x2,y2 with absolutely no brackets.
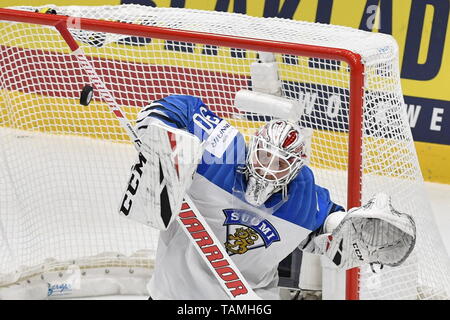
0,5,448,300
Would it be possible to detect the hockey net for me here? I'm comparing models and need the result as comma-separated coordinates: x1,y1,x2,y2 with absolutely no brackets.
0,5,448,300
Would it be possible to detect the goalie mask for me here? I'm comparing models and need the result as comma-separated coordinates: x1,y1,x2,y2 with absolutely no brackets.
244,119,308,208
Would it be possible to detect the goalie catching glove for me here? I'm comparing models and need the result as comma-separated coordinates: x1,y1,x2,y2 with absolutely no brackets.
313,193,416,270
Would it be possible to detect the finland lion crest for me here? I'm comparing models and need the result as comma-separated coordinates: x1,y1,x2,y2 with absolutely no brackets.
223,209,280,255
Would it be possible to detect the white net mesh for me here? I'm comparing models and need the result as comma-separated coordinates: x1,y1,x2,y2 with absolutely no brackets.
0,5,448,299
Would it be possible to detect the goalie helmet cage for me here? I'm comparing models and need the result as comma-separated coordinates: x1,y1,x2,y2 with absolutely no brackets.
0,5,448,300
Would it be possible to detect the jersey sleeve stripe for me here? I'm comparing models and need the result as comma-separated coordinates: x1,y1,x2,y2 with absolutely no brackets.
146,113,183,129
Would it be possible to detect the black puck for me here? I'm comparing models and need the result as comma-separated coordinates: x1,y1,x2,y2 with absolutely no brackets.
80,85,94,106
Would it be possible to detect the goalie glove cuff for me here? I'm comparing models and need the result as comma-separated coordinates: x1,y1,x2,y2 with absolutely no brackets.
323,210,347,234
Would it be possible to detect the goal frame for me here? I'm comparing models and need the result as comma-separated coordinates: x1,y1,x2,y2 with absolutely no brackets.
0,7,364,300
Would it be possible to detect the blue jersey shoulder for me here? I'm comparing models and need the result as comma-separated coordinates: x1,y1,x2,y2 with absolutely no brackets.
154,95,222,142
271,166,344,230
150,94,246,186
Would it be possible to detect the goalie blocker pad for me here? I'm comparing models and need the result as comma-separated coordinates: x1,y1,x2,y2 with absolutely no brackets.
119,123,203,230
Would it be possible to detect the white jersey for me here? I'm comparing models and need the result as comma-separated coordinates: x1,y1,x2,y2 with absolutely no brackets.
138,95,343,299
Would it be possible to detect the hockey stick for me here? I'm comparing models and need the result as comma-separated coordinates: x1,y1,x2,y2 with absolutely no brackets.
55,22,260,300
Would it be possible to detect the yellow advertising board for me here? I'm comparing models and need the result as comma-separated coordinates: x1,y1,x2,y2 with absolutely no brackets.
1,0,450,183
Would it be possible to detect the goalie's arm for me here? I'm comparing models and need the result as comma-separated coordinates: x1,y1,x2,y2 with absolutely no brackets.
136,95,222,142
121,95,227,229
120,95,210,229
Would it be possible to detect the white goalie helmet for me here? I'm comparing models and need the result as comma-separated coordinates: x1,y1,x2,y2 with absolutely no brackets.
244,119,308,208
